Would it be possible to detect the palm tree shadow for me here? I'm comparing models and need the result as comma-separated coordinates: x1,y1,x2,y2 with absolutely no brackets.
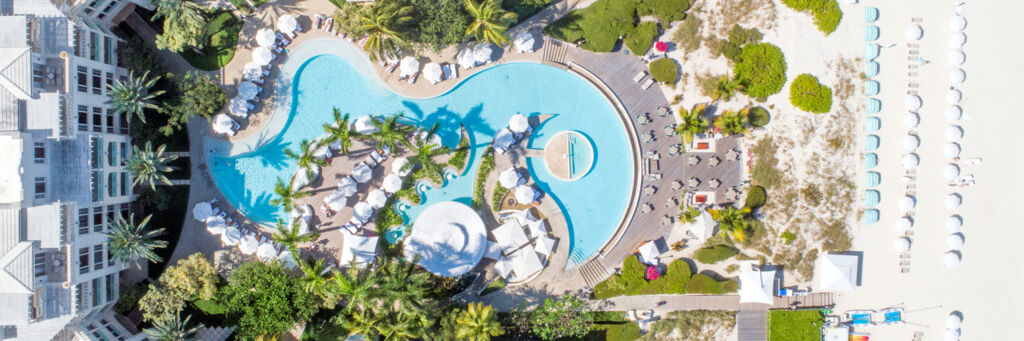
254,137,293,170
463,103,494,138
241,189,280,222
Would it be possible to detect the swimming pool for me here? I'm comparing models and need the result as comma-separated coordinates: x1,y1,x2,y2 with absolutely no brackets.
206,38,634,267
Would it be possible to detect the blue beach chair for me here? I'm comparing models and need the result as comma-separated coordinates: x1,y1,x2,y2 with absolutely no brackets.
866,25,880,41
865,117,881,132
864,209,880,225
866,98,881,114
866,171,881,187
865,190,880,207
865,80,880,96
866,135,880,151
865,7,879,23
865,153,878,169
866,44,880,60
866,61,879,78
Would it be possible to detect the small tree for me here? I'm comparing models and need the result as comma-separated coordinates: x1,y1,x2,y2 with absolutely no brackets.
160,72,227,135
270,177,311,212
152,0,206,53
713,110,750,136
455,302,504,340
220,261,318,340
322,109,362,156
463,0,518,46
528,295,592,340
107,70,164,123
105,213,167,268
160,253,219,301
144,311,203,341
709,206,751,243
139,284,187,323
127,141,177,190
789,73,833,114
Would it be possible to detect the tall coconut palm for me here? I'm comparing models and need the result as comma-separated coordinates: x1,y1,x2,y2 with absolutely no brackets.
358,1,413,61
299,256,339,308
370,114,413,153
284,139,327,181
107,70,165,123
713,110,750,136
331,267,376,311
676,106,710,143
322,109,362,156
144,311,203,341
455,303,504,340
105,213,168,268
708,206,750,243
271,218,319,250
405,123,450,181
127,141,178,190
269,177,311,212
463,0,518,46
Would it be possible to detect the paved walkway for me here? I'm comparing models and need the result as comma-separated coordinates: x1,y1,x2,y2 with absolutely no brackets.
509,0,598,33
737,310,768,341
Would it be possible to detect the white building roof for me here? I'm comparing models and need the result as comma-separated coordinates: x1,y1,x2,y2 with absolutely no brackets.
0,135,23,203
819,253,860,292
738,261,775,304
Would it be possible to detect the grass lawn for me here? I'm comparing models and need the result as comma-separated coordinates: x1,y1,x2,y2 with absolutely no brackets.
181,11,242,71
592,255,738,299
480,277,507,295
584,311,641,341
768,310,824,341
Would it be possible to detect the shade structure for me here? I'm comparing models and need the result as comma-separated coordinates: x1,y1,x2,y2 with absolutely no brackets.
865,80,879,96
291,166,318,191
242,62,265,81
399,56,420,78
457,48,476,69
492,219,530,253
391,157,411,176
256,242,277,261
945,143,961,159
312,143,331,159
277,14,298,33
946,89,962,104
866,171,881,187
237,81,260,100
654,41,667,52
944,252,961,268
865,25,880,41
404,201,487,277
498,167,521,189
949,15,967,31
949,69,966,87
212,114,235,135
228,97,250,118
865,135,880,151
945,329,961,341
423,62,443,84
382,173,403,193
905,25,923,40
947,314,963,329
290,205,312,234
904,113,920,128
949,32,967,48
493,256,512,278
895,217,912,231
865,61,879,78
738,261,776,304
277,248,297,269
946,216,963,233
864,153,878,169
514,31,535,53
948,50,966,66
221,225,241,245
238,234,259,255
515,185,537,204
894,237,911,252
337,176,358,197
905,95,922,111
898,196,916,213
252,47,274,65
493,128,515,152
946,125,963,141
945,164,961,181
637,240,665,266
863,209,879,225
353,162,373,183
947,234,965,250
864,190,880,207
367,189,387,209
340,231,378,268
902,135,920,151
509,113,529,133
506,245,545,281
535,234,555,257
416,130,443,147
256,28,276,47
865,44,880,61
525,219,547,239
946,193,963,210
866,98,881,114
324,189,348,211
473,43,493,64
865,7,879,22
819,254,859,292
352,115,378,134
206,216,226,235
193,201,214,222
353,202,373,222
865,117,881,132
945,106,963,121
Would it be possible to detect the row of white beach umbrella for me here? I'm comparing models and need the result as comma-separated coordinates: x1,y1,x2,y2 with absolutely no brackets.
945,10,969,272
192,200,297,268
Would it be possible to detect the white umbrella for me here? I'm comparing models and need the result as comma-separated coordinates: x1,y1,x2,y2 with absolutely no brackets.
902,135,920,151
312,143,332,159
949,15,967,32
498,167,521,189
367,189,387,209
902,153,919,170
192,201,213,221
391,157,411,177
277,249,297,269
509,114,529,133
946,89,962,104
515,31,535,53
206,216,227,235
238,234,259,255
242,62,265,81
945,143,961,159
905,95,922,111
221,226,241,245
229,97,250,118
473,43,493,64
514,185,536,204
944,252,961,268
212,114,235,135
946,193,962,210
895,217,912,231
290,204,312,223
948,50,966,66
256,28,276,47
353,202,373,222
904,113,920,128
353,162,373,183
253,47,274,65
535,235,555,256
944,164,961,181
945,330,960,341
352,115,378,134
399,56,420,78
457,48,476,69
946,106,963,121
949,69,966,87
946,126,963,141
898,196,916,213
383,173,403,193
946,216,963,233
946,314,963,329
949,32,966,48
905,25,923,40
947,234,964,250
416,130,443,146
237,82,260,100
493,128,515,152
257,242,278,261
324,191,348,212
337,176,358,197
277,14,298,33
422,62,443,84
894,237,911,252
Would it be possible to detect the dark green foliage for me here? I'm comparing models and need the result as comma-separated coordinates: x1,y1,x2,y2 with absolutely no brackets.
728,24,763,46
228,0,250,14
529,295,593,340
191,298,226,316
115,283,149,315
545,0,690,53
180,11,242,70
448,135,470,170
780,0,842,35
625,22,658,55
747,106,771,127
504,0,554,23
742,217,767,248
492,185,509,211
769,310,824,341
694,245,739,264
636,0,690,23
219,262,317,339
745,186,767,208
408,0,471,51
790,74,833,113
140,185,189,279
734,43,787,98
684,273,739,294
593,255,702,299
583,311,641,341
472,147,495,209
649,58,679,84
720,43,742,62
117,35,163,76
159,72,226,136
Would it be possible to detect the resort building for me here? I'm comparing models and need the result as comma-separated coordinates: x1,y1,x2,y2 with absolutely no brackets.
0,0,140,339
65,0,154,29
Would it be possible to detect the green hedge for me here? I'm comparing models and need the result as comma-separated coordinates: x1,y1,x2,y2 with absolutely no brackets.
593,255,738,299
694,245,738,264
492,185,509,211
769,310,824,341
747,106,771,127
636,0,690,23
684,273,738,294
649,58,679,84
625,22,658,55
734,43,787,98
472,147,495,209
544,0,690,53
745,186,767,208
780,0,842,35
790,74,833,113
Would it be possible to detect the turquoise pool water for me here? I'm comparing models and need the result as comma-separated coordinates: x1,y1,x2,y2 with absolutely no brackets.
207,39,634,267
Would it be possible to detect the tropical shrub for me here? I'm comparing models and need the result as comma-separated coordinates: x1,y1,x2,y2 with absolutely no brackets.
504,0,554,22
115,283,149,315
747,106,771,127
544,0,690,53
220,261,317,339
745,186,767,208
472,147,495,209
585,311,642,341
413,0,472,49
789,73,833,113
781,230,797,244
625,22,658,55
636,0,690,23
593,255,692,299
139,284,186,323
727,24,763,47
179,11,243,70
733,43,787,98
671,14,702,53
781,0,842,35
769,310,824,341
529,295,593,340
713,110,749,136
649,58,679,84
694,245,739,264
160,253,219,301
159,72,226,135
685,273,739,294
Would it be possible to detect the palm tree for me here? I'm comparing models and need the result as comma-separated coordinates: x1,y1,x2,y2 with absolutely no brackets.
269,177,311,212
322,109,362,156
676,105,710,143
463,0,518,46
284,139,327,181
271,218,319,250
370,114,413,153
708,206,750,243
151,0,206,53
455,303,504,340
105,213,168,268
299,256,339,307
679,207,701,224
144,311,203,341
340,308,380,339
405,123,450,181
331,267,376,311
713,110,750,136
710,76,743,102
127,141,177,190
107,70,165,123
358,1,413,61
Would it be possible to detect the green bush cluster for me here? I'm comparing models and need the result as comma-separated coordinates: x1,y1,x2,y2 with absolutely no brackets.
625,22,659,55
747,106,771,127
781,0,843,35
695,245,739,264
447,135,470,170
745,186,767,208
718,24,763,62
545,0,690,53
768,310,824,341
734,43,788,98
649,58,679,84
790,74,833,113
592,255,738,299
584,312,641,341
492,185,509,211
180,11,242,71
504,0,555,23
685,273,739,294
636,0,691,23
472,147,495,209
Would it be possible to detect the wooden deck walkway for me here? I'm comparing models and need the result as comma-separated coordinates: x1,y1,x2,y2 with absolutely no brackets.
737,310,768,341
591,292,835,312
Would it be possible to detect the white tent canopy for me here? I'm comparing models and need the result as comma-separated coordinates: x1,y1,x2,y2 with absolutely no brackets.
213,114,235,135
525,219,546,239
687,211,716,241
905,25,923,40
404,201,487,277
636,240,665,266
819,253,859,292
423,62,443,84
493,256,512,278
353,115,378,134
252,47,274,65
277,14,298,33
515,185,537,204
949,15,967,32
505,208,538,226
905,95,922,111
237,82,260,100
256,28,276,47
340,231,378,268
353,202,374,222
353,162,373,183
899,196,916,212
498,167,522,189
946,216,963,233
945,143,961,159
945,164,960,181
193,201,214,222
738,261,775,305
947,234,964,250
946,193,963,210
894,237,911,252
473,43,494,64
514,31,535,53
948,50,966,66
902,153,919,170
383,173,403,193
492,219,530,253
367,189,387,209
509,113,530,133
399,56,420,78
238,234,259,255
946,106,963,121
944,252,961,268
946,125,963,141
534,235,555,257
506,245,544,281
457,48,476,69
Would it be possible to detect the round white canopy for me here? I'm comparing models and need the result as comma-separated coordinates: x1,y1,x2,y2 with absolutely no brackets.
353,162,373,183
212,114,234,135
353,202,374,222
515,31,535,53
239,234,259,255
946,193,963,210
221,226,241,245
949,32,967,48
894,237,911,252
945,328,960,341
404,201,487,277
391,157,410,176
944,163,960,181
498,167,520,189
206,216,226,235
904,113,920,128
383,173,403,193
945,143,961,159
400,56,420,78
905,25,923,40
895,217,912,231
948,50,966,66
515,185,536,204
949,69,966,86
423,62,443,83
905,95,922,111
944,252,961,268
945,106,962,121
902,153,919,170
367,189,387,209
949,15,967,32
946,314,963,329
256,242,278,261
337,176,358,197
946,216,963,233
947,89,963,104
237,81,260,101
946,125,963,141
277,14,298,33
947,234,964,250
898,196,916,213
457,48,476,69
352,115,378,134
509,113,529,133
228,97,249,118
256,28,276,47
242,62,264,81
473,43,493,64
252,47,274,65
193,201,213,222
902,135,920,151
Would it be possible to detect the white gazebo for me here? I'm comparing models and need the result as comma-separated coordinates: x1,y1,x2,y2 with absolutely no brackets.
403,201,487,277
738,261,776,305
400,56,420,78
353,162,373,183
498,167,522,189
818,253,859,292
636,240,666,266
340,231,378,268
255,28,276,47
423,62,443,84
514,31,535,53
509,113,530,133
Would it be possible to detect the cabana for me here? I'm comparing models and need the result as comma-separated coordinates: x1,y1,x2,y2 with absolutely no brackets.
865,135,880,151
864,153,878,169
865,61,879,78
819,253,860,292
866,171,880,187
738,261,776,305
506,245,544,282
865,117,880,132
865,44,880,61
865,25,879,41
403,201,487,277
865,80,879,96
492,219,530,254
866,98,881,114
340,231,378,268
864,190,880,207
864,7,879,22
686,211,716,241
636,239,666,266
863,209,879,225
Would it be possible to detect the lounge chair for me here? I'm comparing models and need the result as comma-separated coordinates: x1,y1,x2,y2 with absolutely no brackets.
633,71,647,82
640,78,655,90
343,223,359,234
365,156,379,168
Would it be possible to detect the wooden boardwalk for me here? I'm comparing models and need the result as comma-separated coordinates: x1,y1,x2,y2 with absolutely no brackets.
591,292,834,312
737,310,768,341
